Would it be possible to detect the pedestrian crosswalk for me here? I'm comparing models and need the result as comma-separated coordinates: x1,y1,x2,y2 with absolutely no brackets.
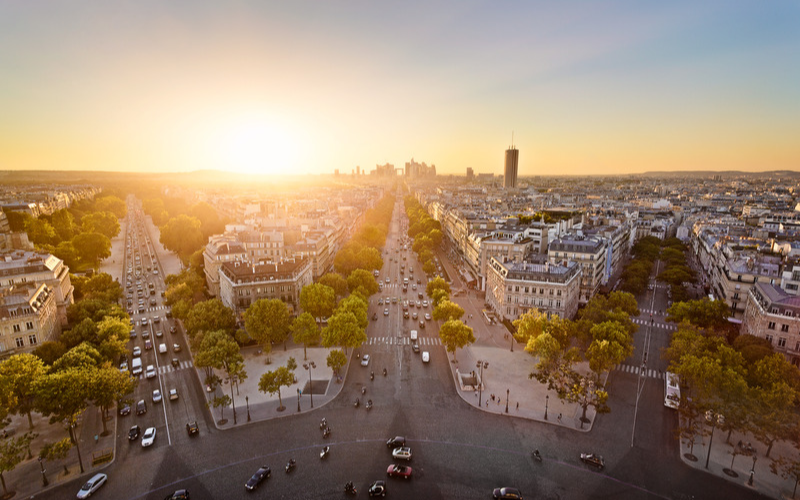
632,318,677,331
638,308,662,315
614,364,665,379
135,360,194,379
367,336,441,346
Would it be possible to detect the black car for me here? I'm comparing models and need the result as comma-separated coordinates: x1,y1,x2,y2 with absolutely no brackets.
128,424,141,441
580,453,605,469
118,403,131,416
163,490,189,500
244,466,271,491
368,480,387,497
493,487,523,499
136,399,147,415
386,436,406,448
186,421,199,436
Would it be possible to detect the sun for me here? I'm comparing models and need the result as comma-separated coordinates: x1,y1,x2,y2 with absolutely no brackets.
217,116,296,175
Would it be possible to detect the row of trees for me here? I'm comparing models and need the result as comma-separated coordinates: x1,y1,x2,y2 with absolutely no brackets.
514,292,639,426
333,195,395,276
4,194,127,270
664,298,800,488
140,197,226,264
619,236,696,303
427,277,476,361
404,196,443,276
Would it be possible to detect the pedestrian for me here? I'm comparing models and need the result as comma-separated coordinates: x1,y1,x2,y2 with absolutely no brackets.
516,402,519,410
485,400,489,408
557,413,562,423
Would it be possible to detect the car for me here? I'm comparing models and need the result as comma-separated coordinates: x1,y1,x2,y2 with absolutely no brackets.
392,446,412,461
158,343,167,354
142,329,150,338
150,298,157,306
422,351,430,363
412,312,418,320
385,278,390,283
163,490,190,500
132,346,142,357
169,388,179,401
422,300,428,308
580,453,605,469
152,389,162,403
173,343,181,352
145,365,156,378
170,326,177,334
412,284,417,290
119,403,131,416
387,463,412,479
492,486,523,499
130,328,137,338
128,424,141,441
119,361,129,372
361,354,370,367
141,427,156,447
136,399,147,415
416,300,421,306
384,308,389,316
244,465,271,491
403,311,409,319
416,279,421,284
172,358,180,368
186,421,199,436
153,315,160,323
76,472,108,499
378,298,383,305
412,343,419,353
419,320,425,329
368,480,387,497
156,330,163,338
372,313,378,321
392,297,398,303
386,436,406,448
425,313,431,321
144,339,153,350
141,318,148,326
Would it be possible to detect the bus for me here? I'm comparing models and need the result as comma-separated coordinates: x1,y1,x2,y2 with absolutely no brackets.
664,372,680,410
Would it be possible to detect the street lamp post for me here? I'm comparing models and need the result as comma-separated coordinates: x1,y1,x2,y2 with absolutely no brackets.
303,361,316,408
297,388,301,412
245,396,251,422
38,456,48,487
476,361,488,407
749,454,758,486
505,389,509,413
545,394,549,420
704,410,723,469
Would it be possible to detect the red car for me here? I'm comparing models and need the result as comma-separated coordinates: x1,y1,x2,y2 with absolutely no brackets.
386,464,412,479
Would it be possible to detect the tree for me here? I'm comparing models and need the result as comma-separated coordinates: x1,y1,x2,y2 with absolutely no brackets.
209,394,231,423
193,330,246,423
585,321,634,374
0,432,35,497
667,298,730,330
291,313,320,360
326,349,347,378
565,371,610,427
749,354,800,457
185,299,236,340
66,298,126,325
71,272,123,303
422,260,436,275
322,312,366,353
336,294,369,330
319,273,349,298
39,437,73,475
24,217,56,245
244,299,291,354
0,353,46,429
80,211,120,239
94,317,130,362
53,241,80,268
52,343,103,371
430,289,449,308
160,214,204,262
438,320,475,362
94,195,127,218
51,209,77,242
432,299,464,322
72,232,112,268
346,269,379,297
90,366,136,434
33,367,92,473
258,364,295,411
32,341,67,366
771,447,800,499
189,202,225,239
299,283,336,326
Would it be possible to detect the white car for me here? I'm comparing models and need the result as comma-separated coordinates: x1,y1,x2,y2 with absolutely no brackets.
145,365,156,379
169,388,179,401
158,343,167,354
141,427,156,447
361,354,370,367
392,446,412,461
152,389,162,403
76,472,107,499
425,313,431,321
384,308,389,316
132,346,142,357
422,351,430,363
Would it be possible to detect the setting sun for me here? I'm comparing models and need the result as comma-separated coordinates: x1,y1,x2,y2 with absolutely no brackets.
215,115,297,176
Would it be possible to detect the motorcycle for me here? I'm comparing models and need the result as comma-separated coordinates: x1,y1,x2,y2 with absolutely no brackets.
344,482,357,495
370,371,374,381
319,418,327,429
366,399,373,411
285,458,296,473
532,450,542,462
354,398,360,408
361,386,367,395
323,426,331,438
320,446,330,459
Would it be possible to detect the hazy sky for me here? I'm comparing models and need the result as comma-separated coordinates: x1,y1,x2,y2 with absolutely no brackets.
1,1,799,176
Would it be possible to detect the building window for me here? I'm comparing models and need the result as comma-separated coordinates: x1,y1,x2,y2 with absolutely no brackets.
766,334,774,343
778,338,787,348
15,338,24,348
768,322,776,330
781,324,789,332
13,324,21,333
26,322,34,330
28,335,38,345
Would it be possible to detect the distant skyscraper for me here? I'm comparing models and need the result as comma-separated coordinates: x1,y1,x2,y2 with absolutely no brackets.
504,141,518,188
466,167,474,179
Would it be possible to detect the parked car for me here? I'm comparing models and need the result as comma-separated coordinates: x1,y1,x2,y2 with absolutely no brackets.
392,447,412,461
244,465,271,491
492,486,523,499
76,473,108,499
163,490,190,500
368,480,387,497
387,463,412,479
128,424,141,441
141,427,156,447
386,436,406,448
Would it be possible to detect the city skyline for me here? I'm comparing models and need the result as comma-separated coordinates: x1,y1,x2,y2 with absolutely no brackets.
1,1,799,177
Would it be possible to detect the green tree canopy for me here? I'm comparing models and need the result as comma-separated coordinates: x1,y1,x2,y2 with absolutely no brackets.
0,353,46,429
322,311,366,352
90,366,136,434
71,272,123,303
438,319,475,362
346,269,379,297
291,312,320,360
94,195,127,218
667,298,730,330
432,299,464,322
160,214,204,262
319,273,349,298
185,299,236,340
244,298,291,354
72,232,112,268
326,349,347,377
426,276,451,298
257,364,294,411
80,211,120,239
299,283,336,324
335,294,369,330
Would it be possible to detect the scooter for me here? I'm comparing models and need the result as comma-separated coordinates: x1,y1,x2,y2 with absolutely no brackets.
366,399,373,411
532,450,542,462
319,418,327,429
354,398,360,408
285,458,296,473
323,426,331,438
370,371,374,381
344,482,357,495
320,446,330,459
361,386,367,395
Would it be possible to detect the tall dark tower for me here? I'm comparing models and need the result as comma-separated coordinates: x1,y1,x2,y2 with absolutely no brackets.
504,134,518,188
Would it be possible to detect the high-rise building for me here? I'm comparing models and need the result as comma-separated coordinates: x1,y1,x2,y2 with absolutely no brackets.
504,145,518,188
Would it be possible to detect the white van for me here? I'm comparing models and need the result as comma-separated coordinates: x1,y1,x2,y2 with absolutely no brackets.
158,343,167,354
131,357,143,376
422,351,430,363
410,330,418,341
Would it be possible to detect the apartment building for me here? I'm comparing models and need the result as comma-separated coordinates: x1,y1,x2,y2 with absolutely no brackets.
218,258,313,316
742,282,800,367
486,257,581,321
548,235,607,304
0,251,73,326
0,283,59,358
203,236,247,296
